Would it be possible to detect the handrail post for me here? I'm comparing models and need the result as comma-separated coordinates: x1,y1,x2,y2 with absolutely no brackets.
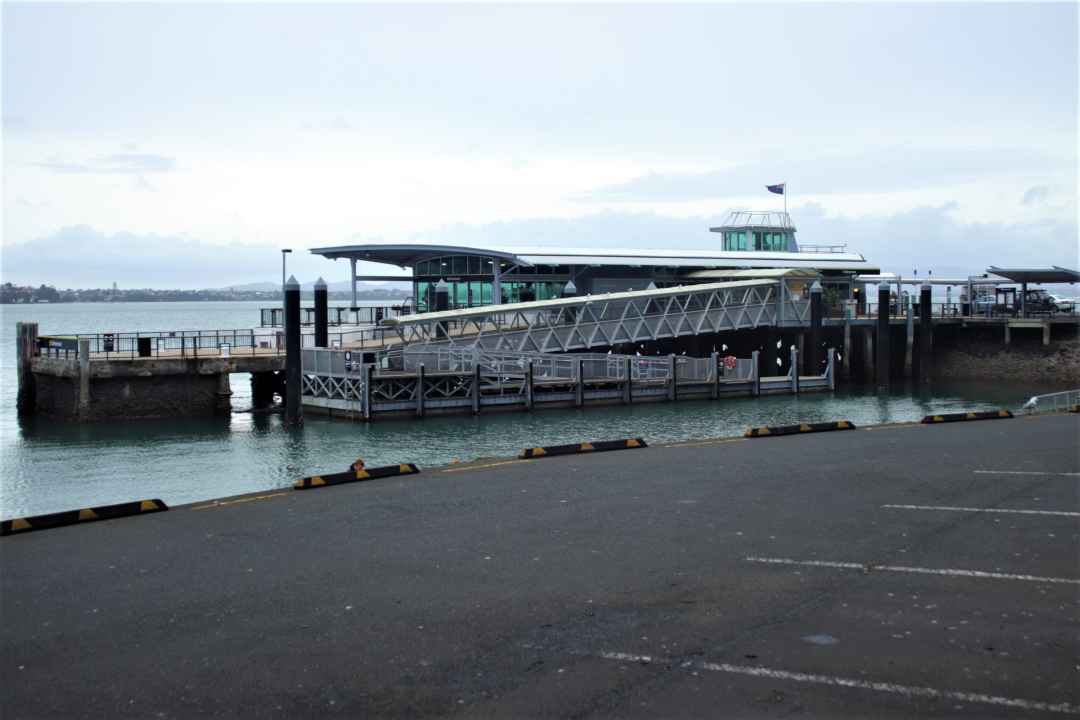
623,357,632,405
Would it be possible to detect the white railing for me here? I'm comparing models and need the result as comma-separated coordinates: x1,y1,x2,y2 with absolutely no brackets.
1021,389,1080,414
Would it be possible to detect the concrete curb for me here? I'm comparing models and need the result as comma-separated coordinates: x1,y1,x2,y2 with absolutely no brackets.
294,463,420,490
744,421,855,438
1,499,168,537
921,410,1013,424
518,438,647,459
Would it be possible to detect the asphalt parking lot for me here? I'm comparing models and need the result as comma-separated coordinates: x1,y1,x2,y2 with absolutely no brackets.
2,413,1078,718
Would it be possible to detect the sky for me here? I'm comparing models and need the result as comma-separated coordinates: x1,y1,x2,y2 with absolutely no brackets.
2,2,1077,289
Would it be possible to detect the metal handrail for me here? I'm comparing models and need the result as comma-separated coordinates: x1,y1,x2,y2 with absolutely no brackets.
1021,389,1080,414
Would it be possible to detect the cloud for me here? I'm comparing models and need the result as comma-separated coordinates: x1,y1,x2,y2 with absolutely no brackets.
579,147,1072,203
34,152,177,175
1022,185,1050,205
419,204,1078,278
0,226,389,289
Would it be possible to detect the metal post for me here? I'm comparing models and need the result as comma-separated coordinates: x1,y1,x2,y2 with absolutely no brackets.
876,281,891,390
1021,281,1027,318
416,363,425,418
350,258,358,310
435,279,449,340
525,360,533,410
827,347,836,390
575,357,584,407
807,280,822,375
314,277,329,348
918,283,932,383
790,345,799,394
863,326,874,380
623,357,632,404
492,262,502,306
76,337,91,420
667,354,677,401
750,350,760,396
842,321,851,379
904,293,914,378
472,362,481,414
16,322,38,416
281,248,292,323
710,351,719,400
362,363,372,420
284,275,303,426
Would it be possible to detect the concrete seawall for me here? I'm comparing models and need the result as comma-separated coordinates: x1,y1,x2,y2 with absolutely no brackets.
933,328,1080,382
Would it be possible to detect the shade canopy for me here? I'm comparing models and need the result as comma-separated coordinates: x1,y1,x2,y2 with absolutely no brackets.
987,266,1080,284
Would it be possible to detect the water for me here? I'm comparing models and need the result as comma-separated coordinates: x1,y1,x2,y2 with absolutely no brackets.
1,302,1071,519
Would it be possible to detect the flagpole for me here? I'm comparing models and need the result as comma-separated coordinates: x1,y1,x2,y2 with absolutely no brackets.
784,182,787,215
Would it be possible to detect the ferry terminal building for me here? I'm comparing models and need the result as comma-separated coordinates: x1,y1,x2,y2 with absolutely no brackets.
312,211,879,313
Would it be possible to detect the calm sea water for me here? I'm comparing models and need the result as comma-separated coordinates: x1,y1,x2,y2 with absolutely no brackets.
1,301,1070,519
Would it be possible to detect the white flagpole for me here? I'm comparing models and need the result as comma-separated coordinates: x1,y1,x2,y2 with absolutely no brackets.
784,182,787,215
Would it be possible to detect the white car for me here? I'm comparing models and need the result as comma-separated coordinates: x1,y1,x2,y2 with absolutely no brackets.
1050,294,1076,312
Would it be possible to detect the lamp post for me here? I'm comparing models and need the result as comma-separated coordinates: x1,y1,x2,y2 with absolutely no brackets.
281,249,292,326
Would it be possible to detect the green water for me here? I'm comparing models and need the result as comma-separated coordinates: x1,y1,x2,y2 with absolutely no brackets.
1,302,1070,519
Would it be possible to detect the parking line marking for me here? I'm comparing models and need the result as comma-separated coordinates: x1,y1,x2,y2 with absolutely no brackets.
975,470,1080,477
442,459,523,473
883,504,1080,518
745,556,1080,585
191,492,288,510
597,652,1080,715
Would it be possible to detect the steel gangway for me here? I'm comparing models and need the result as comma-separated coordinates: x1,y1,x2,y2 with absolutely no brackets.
379,278,811,353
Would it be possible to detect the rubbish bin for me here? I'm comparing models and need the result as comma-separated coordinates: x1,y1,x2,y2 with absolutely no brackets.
137,337,153,357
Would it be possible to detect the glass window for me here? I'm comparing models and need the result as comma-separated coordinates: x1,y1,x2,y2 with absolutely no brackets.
753,231,763,250
481,281,493,305
468,256,481,275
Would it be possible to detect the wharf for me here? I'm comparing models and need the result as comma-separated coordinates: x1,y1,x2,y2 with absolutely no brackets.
2,413,1077,718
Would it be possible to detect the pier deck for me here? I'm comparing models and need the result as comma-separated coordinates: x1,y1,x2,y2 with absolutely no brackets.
2,413,1077,718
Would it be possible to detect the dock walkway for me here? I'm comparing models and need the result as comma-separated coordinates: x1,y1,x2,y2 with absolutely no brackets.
2,413,1077,718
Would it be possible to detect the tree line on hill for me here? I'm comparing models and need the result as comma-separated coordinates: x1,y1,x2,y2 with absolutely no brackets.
0,283,411,304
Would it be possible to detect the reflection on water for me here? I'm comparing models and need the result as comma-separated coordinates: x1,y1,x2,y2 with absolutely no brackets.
2,376,1065,519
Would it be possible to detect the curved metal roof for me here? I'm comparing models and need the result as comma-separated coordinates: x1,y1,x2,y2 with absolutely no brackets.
309,243,528,268
311,243,876,272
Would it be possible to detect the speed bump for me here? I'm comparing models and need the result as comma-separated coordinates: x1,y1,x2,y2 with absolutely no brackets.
518,438,647,459
744,420,855,438
294,463,420,490
921,410,1013,424
1,498,167,537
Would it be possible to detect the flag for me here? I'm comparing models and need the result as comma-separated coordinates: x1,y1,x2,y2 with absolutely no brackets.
766,183,785,195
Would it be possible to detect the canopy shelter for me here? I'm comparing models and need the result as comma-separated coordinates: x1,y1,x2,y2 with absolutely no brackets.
986,266,1079,317
987,266,1080,284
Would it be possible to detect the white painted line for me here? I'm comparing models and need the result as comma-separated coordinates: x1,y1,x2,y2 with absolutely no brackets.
883,504,1080,518
975,470,1080,477
745,556,1080,585
598,651,1080,715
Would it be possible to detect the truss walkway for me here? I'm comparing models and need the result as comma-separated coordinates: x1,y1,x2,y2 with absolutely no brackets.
380,278,810,353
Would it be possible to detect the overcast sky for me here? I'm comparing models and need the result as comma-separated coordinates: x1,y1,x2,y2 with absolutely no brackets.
3,2,1077,288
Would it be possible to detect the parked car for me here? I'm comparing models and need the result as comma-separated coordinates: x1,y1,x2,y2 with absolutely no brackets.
1050,294,1076,312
